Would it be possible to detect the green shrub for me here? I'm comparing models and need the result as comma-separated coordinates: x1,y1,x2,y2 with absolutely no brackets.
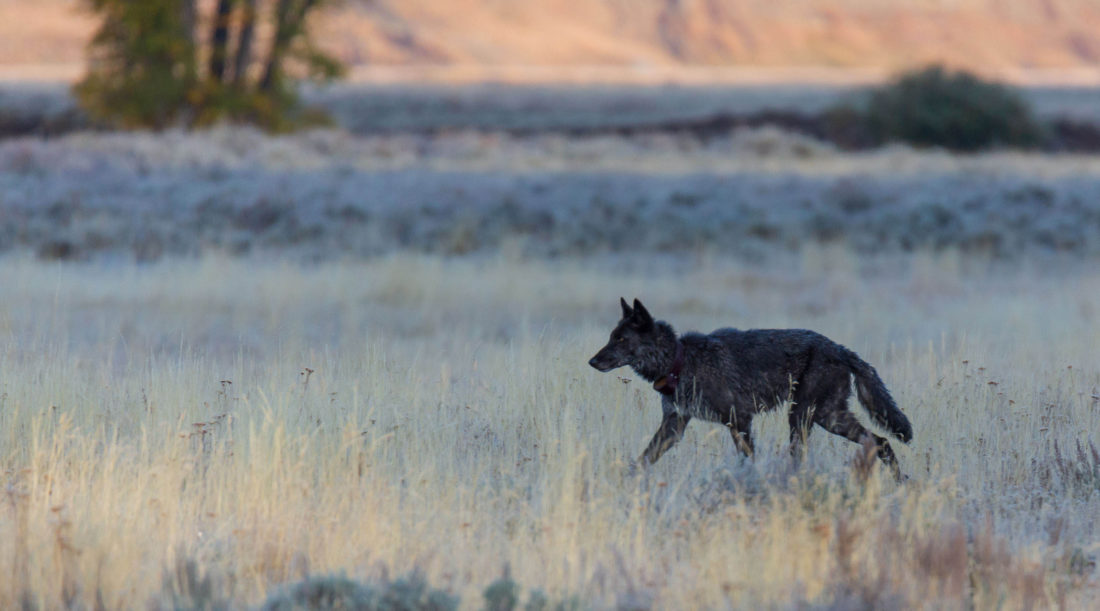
259,571,459,611
483,576,520,611
862,65,1043,151
256,571,585,611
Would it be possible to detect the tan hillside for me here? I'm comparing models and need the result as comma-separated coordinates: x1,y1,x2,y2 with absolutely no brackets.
1,0,1099,82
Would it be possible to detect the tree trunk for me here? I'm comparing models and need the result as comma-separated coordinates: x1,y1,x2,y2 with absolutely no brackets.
261,0,296,92
261,0,319,92
233,0,259,87
180,0,197,51
209,0,233,82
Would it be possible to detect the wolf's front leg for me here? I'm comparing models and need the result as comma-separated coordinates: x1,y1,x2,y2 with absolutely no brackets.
640,412,691,465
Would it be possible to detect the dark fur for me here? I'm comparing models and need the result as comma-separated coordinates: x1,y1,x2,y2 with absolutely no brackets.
589,298,912,477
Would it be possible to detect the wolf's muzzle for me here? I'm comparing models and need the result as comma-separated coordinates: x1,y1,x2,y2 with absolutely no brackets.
588,356,613,371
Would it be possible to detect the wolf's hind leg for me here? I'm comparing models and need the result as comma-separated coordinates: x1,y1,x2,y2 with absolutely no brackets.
815,408,902,480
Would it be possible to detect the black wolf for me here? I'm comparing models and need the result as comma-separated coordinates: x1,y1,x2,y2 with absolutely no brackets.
589,298,912,477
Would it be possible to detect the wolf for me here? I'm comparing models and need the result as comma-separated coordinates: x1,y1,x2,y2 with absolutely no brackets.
588,298,912,478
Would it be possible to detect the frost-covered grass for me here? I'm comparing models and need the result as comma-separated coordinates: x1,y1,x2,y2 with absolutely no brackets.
1,253,1098,608
4,126,1100,262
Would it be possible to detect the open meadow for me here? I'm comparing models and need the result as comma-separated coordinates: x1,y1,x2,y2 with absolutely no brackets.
1,251,1099,609
2,84,1100,608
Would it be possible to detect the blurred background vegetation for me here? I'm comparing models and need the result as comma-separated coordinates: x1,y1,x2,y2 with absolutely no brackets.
860,65,1044,151
75,0,344,130
0,0,1095,153
1,1,1099,265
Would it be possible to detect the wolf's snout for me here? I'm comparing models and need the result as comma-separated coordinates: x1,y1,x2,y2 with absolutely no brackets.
589,354,612,371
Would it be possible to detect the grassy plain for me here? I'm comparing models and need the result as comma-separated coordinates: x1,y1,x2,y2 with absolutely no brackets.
3,71,1100,609
1,251,1098,609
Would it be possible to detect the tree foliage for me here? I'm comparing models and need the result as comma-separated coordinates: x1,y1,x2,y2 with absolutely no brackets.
75,0,345,130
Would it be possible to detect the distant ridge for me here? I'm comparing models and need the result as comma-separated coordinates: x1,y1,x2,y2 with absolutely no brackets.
2,0,1099,84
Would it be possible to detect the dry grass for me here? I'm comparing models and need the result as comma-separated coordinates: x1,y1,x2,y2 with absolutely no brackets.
1,251,1098,608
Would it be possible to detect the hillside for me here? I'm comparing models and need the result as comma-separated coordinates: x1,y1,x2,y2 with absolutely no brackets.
1,0,1099,83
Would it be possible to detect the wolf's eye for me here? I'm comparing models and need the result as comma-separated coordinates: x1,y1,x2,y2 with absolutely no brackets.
616,336,625,342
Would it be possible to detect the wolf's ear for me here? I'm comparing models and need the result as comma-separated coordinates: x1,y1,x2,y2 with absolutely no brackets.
632,299,654,329
620,297,633,319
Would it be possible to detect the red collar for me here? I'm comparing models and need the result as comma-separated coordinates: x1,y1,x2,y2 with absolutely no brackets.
653,340,684,396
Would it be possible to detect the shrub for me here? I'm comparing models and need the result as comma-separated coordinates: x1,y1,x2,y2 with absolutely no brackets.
259,571,459,611
483,576,520,611
862,65,1043,151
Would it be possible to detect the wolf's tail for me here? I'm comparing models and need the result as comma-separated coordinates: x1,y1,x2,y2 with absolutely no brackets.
842,349,913,443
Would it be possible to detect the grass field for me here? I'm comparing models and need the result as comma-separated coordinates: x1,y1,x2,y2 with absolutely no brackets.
2,78,1100,609
1,252,1098,609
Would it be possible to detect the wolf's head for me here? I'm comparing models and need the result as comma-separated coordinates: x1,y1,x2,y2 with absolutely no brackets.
588,297,660,373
